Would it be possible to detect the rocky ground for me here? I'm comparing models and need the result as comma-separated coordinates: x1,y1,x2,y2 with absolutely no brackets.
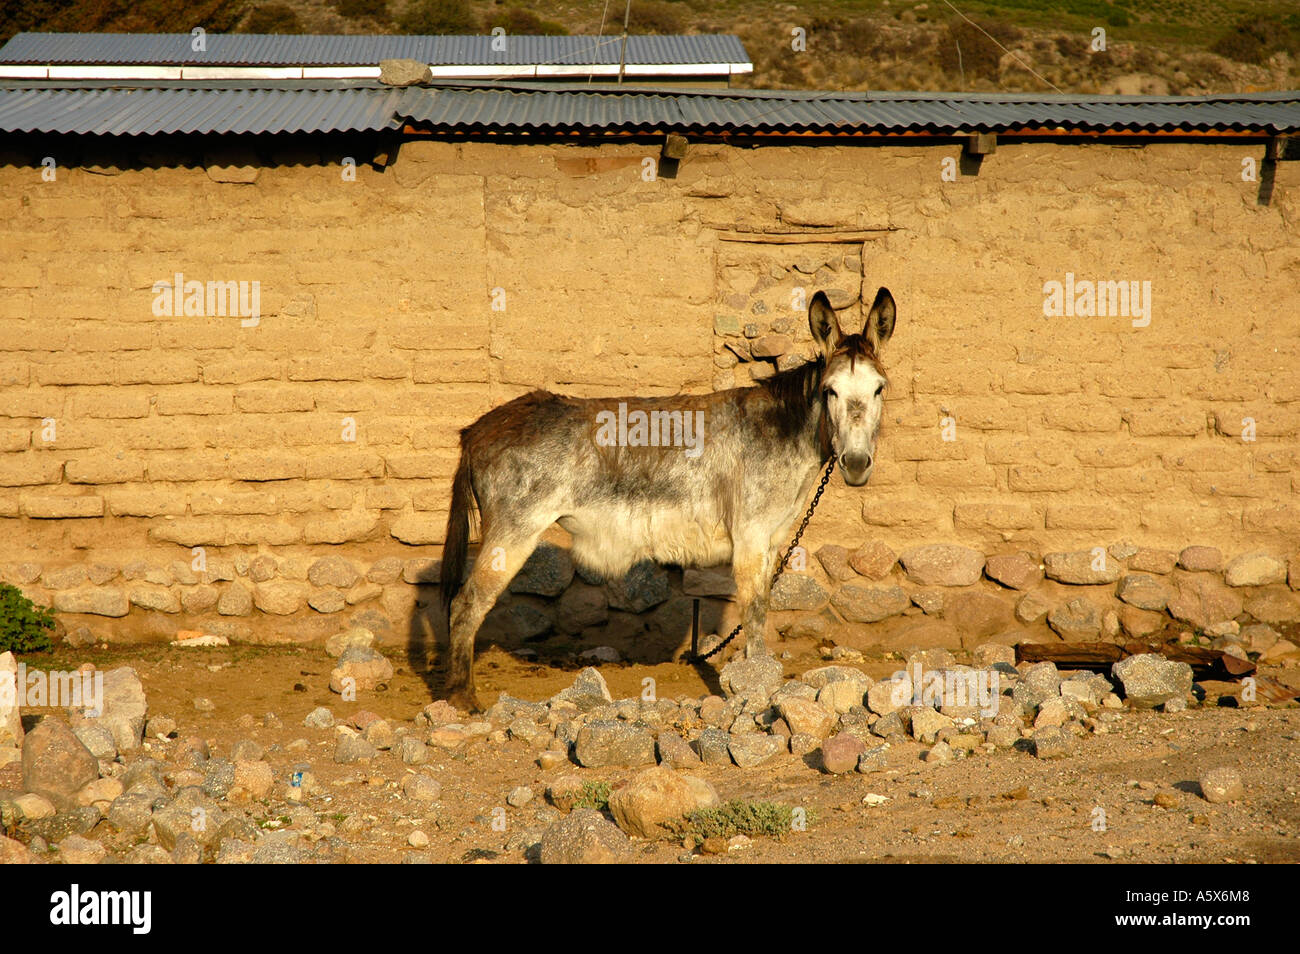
2,628,1297,864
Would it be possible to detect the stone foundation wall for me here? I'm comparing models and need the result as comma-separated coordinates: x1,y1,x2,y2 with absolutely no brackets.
0,133,1297,649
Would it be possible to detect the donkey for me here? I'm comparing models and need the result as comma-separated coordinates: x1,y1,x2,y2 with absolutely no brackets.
439,288,897,710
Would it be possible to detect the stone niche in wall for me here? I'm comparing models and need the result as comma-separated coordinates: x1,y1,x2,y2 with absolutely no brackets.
710,238,878,392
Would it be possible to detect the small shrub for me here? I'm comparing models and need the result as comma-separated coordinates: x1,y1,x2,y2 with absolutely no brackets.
574,780,611,811
938,19,1023,81
336,0,390,22
0,583,55,655
485,8,569,36
671,799,809,840
1054,34,1088,59
627,1,682,35
398,0,477,34
244,3,304,33
1211,17,1293,65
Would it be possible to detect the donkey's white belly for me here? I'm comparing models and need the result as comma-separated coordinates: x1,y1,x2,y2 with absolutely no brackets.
558,500,732,579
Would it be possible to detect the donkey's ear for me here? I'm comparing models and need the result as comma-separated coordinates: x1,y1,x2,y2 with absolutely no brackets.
864,287,896,351
808,291,839,359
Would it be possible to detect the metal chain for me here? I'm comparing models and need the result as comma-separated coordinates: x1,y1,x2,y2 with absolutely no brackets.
685,457,836,663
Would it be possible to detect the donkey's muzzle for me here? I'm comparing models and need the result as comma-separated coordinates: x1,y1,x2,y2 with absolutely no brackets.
840,452,872,485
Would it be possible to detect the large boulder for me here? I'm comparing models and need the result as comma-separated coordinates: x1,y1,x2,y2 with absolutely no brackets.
1178,546,1222,572
815,545,857,582
1111,654,1192,708
538,808,631,864
573,721,655,768
607,767,720,839
308,556,359,589
325,627,374,658
378,58,433,86
22,718,99,801
72,666,147,752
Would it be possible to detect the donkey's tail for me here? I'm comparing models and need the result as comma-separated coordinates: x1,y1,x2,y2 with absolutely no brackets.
440,440,476,625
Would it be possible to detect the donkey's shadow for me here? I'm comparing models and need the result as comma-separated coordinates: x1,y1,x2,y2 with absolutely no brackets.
405,550,728,705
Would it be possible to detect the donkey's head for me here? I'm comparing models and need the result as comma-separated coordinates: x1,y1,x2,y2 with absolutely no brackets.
809,287,897,486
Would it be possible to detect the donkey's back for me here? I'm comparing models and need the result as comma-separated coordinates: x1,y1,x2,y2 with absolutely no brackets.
448,388,737,582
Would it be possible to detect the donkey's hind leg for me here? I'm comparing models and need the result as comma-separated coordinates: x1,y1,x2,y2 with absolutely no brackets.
446,528,547,711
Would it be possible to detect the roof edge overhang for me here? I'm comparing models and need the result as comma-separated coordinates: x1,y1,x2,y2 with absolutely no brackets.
0,80,1295,139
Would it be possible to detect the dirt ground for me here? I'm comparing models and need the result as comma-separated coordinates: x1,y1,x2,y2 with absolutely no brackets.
7,635,1298,865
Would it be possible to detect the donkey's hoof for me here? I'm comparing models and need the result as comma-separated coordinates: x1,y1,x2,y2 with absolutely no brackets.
445,689,483,714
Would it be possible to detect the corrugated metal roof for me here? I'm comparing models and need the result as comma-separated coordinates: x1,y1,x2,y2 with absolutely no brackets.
0,33,751,67
0,81,1296,137
0,85,408,134
398,86,1300,134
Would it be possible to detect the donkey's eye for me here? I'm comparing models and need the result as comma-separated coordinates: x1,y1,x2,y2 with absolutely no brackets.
874,385,885,398
825,388,837,400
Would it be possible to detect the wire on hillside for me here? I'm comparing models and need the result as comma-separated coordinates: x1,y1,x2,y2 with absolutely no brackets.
940,0,1065,94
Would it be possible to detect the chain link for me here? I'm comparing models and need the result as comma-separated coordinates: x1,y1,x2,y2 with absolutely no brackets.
685,457,836,663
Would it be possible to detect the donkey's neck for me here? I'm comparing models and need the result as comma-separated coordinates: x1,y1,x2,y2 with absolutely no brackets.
752,359,832,467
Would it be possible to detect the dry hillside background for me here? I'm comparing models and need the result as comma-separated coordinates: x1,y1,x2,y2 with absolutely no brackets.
1,0,1297,95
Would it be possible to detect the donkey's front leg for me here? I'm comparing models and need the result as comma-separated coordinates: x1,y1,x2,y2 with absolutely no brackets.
733,547,779,659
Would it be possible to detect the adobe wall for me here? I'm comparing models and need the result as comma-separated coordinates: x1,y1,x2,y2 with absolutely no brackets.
0,134,1296,655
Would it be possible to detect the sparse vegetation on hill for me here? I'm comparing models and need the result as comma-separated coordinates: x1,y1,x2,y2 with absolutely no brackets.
0,0,1295,93
397,0,476,34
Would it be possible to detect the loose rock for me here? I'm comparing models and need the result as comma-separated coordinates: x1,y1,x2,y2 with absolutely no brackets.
728,734,785,768
1199,767,1244,804
718,654,783,702
820,733,866,774
607,767,720,838
573,721,655,769
1112,654,1193,708
538,808,631,864
22,718,99,801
